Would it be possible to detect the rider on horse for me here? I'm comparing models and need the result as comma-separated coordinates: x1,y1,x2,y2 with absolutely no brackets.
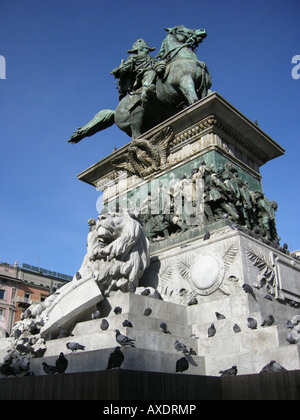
111,39,157,107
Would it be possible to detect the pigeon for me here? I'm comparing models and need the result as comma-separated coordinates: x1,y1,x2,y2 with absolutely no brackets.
189,347,197,355
42,362,58,375
115,329,136,347
261,314,275,327
75,271,82,280
57,325,74,339
66,342,85,353
106,346,124,369
100,319,109,331
233,323,241,333
114,306,122,315
153,290,163,300
208,323,216,338
92,310,101,320
174,340,189,353
187,297,198,306
260,360,288,374
286,331,299,345
176,357,189,373
128,283,136,293
242,284,257,300
215,312,226,320
143,307,152,316
159,322,171,334
287,320,294,329
13,328,22,340
141,288,151,296
203,231,210,241
247,317,257,330
219,365,238,377
0,363,18,377
122,319,133,328
55,352,68,373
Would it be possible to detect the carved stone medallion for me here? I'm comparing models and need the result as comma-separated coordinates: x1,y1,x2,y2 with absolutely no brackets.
189,252,225,296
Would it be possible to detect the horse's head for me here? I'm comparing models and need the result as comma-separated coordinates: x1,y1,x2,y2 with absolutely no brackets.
165,25,207,48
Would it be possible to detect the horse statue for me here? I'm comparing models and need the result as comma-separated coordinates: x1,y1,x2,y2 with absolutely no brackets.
68,25,212,143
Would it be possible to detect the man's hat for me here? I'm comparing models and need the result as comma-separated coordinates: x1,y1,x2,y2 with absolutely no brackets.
127,38,155,54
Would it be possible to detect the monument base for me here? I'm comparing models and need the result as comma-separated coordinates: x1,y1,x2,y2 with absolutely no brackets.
0,368,299,400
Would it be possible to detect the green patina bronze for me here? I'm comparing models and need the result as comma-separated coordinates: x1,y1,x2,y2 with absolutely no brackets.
68,25,212,142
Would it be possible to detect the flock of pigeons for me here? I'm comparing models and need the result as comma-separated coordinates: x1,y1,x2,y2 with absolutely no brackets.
1,287,299,377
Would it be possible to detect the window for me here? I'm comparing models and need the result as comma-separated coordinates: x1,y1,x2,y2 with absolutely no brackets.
24,292,31,304
0,289,5,300
0,309,4,321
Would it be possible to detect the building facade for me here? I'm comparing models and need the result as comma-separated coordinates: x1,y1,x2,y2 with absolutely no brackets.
0,262,71,337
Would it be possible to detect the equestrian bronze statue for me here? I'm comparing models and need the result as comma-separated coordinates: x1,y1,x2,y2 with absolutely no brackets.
68,25,212,143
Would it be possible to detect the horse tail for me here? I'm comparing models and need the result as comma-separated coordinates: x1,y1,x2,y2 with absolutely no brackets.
68,109,115,143
196,61,212,98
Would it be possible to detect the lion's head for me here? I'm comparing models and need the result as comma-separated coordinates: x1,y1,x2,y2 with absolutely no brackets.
84,210,150,293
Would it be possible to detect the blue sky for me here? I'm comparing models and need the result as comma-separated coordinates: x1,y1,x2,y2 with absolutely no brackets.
0,0,299,276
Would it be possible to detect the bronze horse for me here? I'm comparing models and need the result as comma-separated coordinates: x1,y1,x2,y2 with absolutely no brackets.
69,25,212,143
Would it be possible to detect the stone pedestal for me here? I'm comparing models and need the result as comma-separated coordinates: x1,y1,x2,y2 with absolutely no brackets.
1,93,299,382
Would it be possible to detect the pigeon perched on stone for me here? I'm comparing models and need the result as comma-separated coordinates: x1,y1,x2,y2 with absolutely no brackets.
153,290,163,300
75,271,82,280
143,307,152,316
189,347,197,355
141,288,151,296
219,365,238,376
66,342,85,353
115,329,136,347
247,317,257,330
215,312,226,320
106,346,124,369
208,323,216,338
122,319,133,328
13,328,22,340
187,297,198,306
233,323,241,333
114,306,122,315
286,331,299,344
128,283,136,293
92,310,101,320
174,340,189,353
261,314,275,327
203,231,210,241
55,352,68,373
57,325,74,339
260,360,288,374
100,319,109,331
242,284,257,300
159,322,171,334
42,362,58,375
176,357,189,373
0,363,18,377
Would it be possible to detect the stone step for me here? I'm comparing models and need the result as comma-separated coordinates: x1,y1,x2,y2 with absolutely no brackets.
204,343,300,376
72,311,192,338
191,311,268,338
45,324,198,357
30,347,206,376
196,325,281,357
99,292,188,325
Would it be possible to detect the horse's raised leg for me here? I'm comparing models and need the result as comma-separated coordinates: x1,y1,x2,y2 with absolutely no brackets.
179,75,199,105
